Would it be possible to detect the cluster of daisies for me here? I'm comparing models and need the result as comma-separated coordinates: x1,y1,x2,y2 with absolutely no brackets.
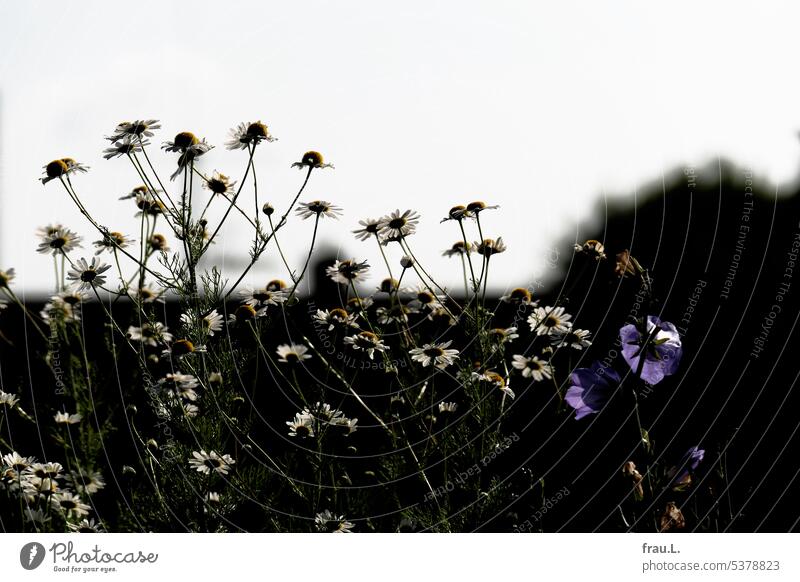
286,402,358,438
0,451,105,531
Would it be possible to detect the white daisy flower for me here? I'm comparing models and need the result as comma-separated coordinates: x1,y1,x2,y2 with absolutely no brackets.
180,309,224,337
330,416,359,435
159,373,200,402
2,452,34,473
551,327,592,350
36,226,83,255
472,370,515,399
500,287,535,305
474,237,507,257
127,322,173,347
188,450,235,476
92,231,133,255
487,327,519,344
106,119,161,141
352,218,383,241
296,200,342,220
40,158,88,184
379,209,420,239
24,508,51,524
438,401,458,413
286,413,315,437
28,461,64,479
527,306,572,336
66,469,106,495
68,518,105,532
66,257,111,291
315,509,354,533
161,131,213,180
225,121,276,150
239,286,289,307
102,138,147,160
134,285,164,304
408,284,444,311
0,391,19,407
54,412,82,425
314,308,359,331
276,343,312,364
343,331,388,360
326,259,370,285
292,151,334,170
51,491,91,518
511,355,553,382
202,170,236,197
409,340,460,369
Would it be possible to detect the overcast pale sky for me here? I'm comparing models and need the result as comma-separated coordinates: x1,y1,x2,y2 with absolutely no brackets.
2,1,800,297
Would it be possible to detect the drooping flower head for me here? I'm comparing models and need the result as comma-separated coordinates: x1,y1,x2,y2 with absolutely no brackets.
225,121,277,150
620,315,682,385
565,361,620,420
292,151,333,170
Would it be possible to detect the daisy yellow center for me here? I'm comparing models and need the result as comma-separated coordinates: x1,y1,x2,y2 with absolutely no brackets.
544,316,559,327
302,151,323,166
424,347,444,358
130,122,148,134
295,424,311,437
236,305,257,320
172,339,195,355
246,122,269,138
80,270,97,283
284,352,300,363
308,201,328,213
417,291,434,304
466,201,486,211
61,499,77,510
208,178,228,194
204,458,222,469
388,217,406,229
510,288,531,301
268,280,287,291
46,160,69,178
173,132,199,149
330,308,348,320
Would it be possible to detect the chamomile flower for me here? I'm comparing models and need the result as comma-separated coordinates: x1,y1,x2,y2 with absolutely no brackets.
352,218,383,241
375,304,412,325
292,150,333,170
296,200,342,220
2,452,33,473
315,509,354,533
438,401,458,413
442,241,472,257
202,171,236,196
148,233,170,252
54,412,82,425
127,322,173,347
343,331,388,360
51,491,91,519
441,205,469,222
29,461,64,479
107,119,161,141
0,268,15,288
474,237,507,257
511,355,553,381
574,239,607,261
465,201,500,216
162,131,213,180
487,327,519,344
188,450,235,476
0,391,19,408
314,308,358,331
286,413,315,437
159,373,200,402
134,285,164,304
472,370,515,399
36,226,82,255
551,327,592,350
379,209,420,239
326,259,370,285
92,231,133,255
225,121,277,150
500,287,535,305
180,309,224,337
409,340,460,369
134,192,166,217
239,285,289,308
227,303,267,324
40,158,88,184
330,416,359,435
527,306,572,336
102,138,146,159
302,402,344,423
276,343,312,364
66,257,111,291
40,297,78,323
408,284,444,311
65,469,106,495
68,518,105,533
346,296,374,314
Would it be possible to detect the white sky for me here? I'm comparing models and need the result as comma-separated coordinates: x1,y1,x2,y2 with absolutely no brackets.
3,1,800,297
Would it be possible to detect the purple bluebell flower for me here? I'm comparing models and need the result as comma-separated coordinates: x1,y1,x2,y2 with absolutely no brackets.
620,315,682,385
565,361,621,420
670,446,705,489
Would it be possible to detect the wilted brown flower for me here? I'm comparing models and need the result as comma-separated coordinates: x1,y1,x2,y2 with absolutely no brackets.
614,249,639,278
622,460,644,500
659,501,686,532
